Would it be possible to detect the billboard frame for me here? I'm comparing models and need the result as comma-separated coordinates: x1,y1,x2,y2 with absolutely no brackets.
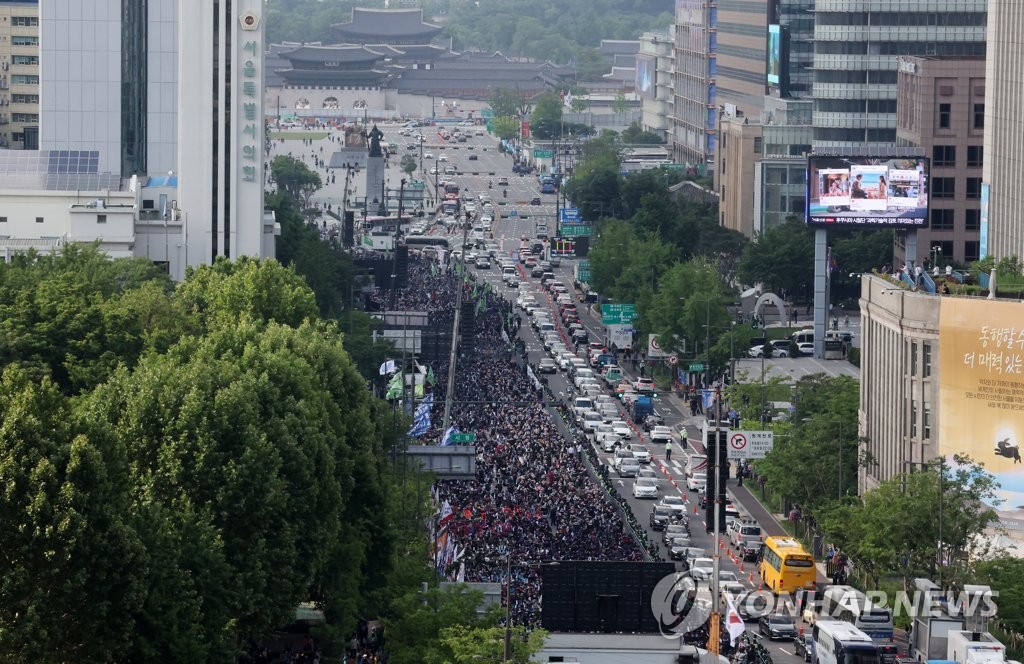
805,155,931,229
767,24,782,86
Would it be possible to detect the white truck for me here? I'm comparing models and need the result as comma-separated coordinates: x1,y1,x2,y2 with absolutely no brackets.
947,631,1007,664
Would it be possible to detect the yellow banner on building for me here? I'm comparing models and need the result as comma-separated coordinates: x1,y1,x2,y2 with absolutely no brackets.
939,298,1024,510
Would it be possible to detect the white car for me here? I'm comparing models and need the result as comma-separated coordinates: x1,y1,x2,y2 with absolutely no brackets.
632,477,660,499
658,495,687,518
581,412,603,433
597,433,620,452
610,421,633,439
718,571,740,584
438,154,448,162
598,404,619,423
690,558,715,580
630,444,652,464
424,152,434,159
686,473,707,491
650,426,674,443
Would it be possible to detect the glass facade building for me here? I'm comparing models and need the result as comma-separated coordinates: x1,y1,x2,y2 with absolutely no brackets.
672,0,717,166
811,0,987,151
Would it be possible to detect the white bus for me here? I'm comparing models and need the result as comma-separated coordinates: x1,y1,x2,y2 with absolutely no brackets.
404,235,450,250
821,586,895,640
812,620,880,664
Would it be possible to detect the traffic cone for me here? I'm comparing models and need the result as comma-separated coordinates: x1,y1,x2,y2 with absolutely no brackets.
748,571,754,583
694,504,699,514
720,540,725,550
740,562,745,573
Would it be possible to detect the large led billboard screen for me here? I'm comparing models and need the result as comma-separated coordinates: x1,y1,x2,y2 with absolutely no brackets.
807,156,929,228
767,25,781,86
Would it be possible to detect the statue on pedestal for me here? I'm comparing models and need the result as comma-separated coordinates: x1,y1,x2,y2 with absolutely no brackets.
368,125,384,158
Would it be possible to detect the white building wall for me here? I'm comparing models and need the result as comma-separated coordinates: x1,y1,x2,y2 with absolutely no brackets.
40,0,122,175
148,0,179,175
178,0,267,265
0,189,136,257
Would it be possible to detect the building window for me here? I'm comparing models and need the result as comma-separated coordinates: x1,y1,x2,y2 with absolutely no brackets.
12,36,39,46
964,240,980,262
932,177,955,199
938,103,951,129
911,401,918,438
97,214,107,224
923,343,932,377
974,103,985,129
932,145,956,167
967,145,983,168
965,209,981,231
11,75,40,86
930,208,954,230
753,137,762,154
911,341,918,376
11,114,39,123
12,56,39,66
35,217,44,224
923,403,931,440
12,16,39,27
0,217,6,223
11,94,39,104
966,178,982,199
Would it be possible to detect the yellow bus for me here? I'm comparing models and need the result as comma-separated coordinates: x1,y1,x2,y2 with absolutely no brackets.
759,536,817,594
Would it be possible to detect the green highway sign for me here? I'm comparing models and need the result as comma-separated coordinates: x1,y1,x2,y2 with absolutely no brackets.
688,363,705,372
601,303,637,325
449,432,476,443
533,149,553,158
559,224,592,237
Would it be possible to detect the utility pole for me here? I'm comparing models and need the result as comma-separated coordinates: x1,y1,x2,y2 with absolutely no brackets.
708,386,724,657
440,212,472,435
387,178,406,311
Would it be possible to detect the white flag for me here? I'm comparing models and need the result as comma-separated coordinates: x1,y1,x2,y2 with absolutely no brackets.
379,359,397,375
725,593,746,645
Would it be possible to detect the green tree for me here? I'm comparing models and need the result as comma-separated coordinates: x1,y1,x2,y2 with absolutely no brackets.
755,374,860,511
0,367,148,662
821,456,999,589
439,624,548,663
529,91,564,139
737,217,814,300
612,91,630,117
621,121,665,144
973,557,1024,633
645,258,732,356
271,155,323,208
400,154,418,177
491,116,521,141
385,585,496,664
488,86,531,119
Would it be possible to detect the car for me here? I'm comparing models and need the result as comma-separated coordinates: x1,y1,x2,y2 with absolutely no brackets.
469,154,479,160
668,537,694,560
424,152,434,159
686,473,706,491
611,421,633,440
498,176,509,185
650,426,673,443
734,592,759,621
580,410,602,433
798,342,815,356
531,266,545,277
538,358,557,374
718,571,739,584
632,477,660,498
741,539,762,563
406,144,418,151
530,196,542,205
630,444,652,464
802,600,821,625
721,581,746,601
597,432,620,452
662,523,689,546
618,458,640,477
612,447,634,469
637,467,659,481
689,558,714,580
475,258,491,269
658,495,687,518
730,522,763,548
634,378,656,393
794,633,814,662
649,505,675,530
759,614,798,640
770,339,792,354
438,154,448,161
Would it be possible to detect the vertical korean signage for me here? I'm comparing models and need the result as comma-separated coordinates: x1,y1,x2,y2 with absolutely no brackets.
939,298,1024,512
238,9,262,187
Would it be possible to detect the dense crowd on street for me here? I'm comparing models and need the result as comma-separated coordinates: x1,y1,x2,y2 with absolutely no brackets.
378,256,644,625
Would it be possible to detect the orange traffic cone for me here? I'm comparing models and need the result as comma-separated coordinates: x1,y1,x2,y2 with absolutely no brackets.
758,581,763,591
694,504,699,514
740,562,745,573
748,571,754,583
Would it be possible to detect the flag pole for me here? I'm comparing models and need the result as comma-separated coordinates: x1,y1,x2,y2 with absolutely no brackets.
440,211,472,437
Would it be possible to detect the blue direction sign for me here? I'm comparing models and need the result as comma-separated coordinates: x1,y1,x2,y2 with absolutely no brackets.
601,303,637,325
560,207,581,223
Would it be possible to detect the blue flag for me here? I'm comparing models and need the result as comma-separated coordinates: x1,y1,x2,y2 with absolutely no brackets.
441,425,460,446
408,393,434,437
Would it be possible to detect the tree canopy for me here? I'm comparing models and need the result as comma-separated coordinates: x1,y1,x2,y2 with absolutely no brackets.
529,91,565,140
271,155,323,208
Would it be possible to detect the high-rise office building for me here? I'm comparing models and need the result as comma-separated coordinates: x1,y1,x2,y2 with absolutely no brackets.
39,0,178,176
0,0,40,149
811,0,987,152
982,0,1024,260
672,0,715,166
715,0,766,115
177,0,269,265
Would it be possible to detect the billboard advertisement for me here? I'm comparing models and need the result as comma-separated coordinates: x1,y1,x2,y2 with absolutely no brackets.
767,24,781,86
939,298,1024,513
807,156,929,227
636,54,656,99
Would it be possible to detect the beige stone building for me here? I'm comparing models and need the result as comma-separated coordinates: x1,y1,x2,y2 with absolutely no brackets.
0,0,40,149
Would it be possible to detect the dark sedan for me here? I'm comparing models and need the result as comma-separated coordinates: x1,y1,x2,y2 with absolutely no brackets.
649,505,674,531
794,633,813,661
758,614,798,640
741,539,762,563
538,358,558,374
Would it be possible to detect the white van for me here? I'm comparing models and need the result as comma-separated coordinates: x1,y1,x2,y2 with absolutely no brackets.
572,397,595,417
791,328,814,345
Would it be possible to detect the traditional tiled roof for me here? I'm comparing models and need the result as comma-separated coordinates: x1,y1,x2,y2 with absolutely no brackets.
333,8,442,42
279,45,385,65
364,43,449,60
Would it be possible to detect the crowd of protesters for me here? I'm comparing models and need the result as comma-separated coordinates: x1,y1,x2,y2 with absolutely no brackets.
377,256,643,625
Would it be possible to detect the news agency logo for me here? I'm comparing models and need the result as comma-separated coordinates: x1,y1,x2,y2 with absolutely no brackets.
651,570,1000,640
651,571,713,638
